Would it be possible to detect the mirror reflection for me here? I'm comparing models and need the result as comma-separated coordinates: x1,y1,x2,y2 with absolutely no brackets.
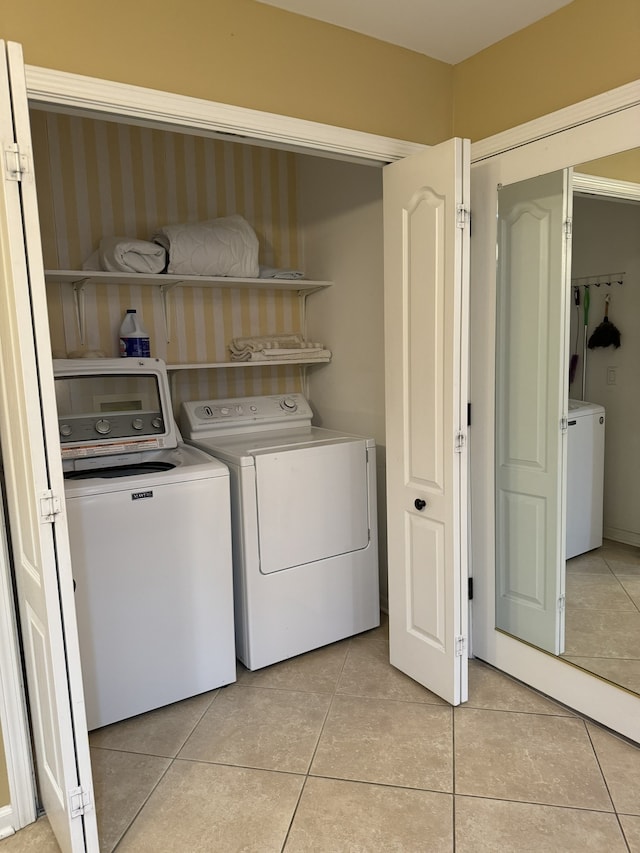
495,148,640,695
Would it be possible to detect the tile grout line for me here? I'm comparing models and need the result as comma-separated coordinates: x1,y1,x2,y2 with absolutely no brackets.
583,722,633,852
111,757,174,852
108,686,232,851
451,703,457,851
279,635,355,851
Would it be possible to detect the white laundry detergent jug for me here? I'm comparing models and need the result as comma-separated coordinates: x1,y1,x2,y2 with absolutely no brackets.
119,309,150,357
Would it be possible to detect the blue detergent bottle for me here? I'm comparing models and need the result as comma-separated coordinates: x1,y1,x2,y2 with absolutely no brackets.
119,309,150,357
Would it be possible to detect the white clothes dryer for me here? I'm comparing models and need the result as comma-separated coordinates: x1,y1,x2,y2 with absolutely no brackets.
180,393,380,671
54,358,236,730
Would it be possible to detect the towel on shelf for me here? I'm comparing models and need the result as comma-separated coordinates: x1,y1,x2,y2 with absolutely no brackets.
82,237,167,274
258,266,305,280
229,333,330,362
240,349,331,362
153,214,259,278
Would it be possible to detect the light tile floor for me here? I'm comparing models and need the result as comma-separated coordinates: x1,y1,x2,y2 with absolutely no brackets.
3,619,640,852
564,539,640,694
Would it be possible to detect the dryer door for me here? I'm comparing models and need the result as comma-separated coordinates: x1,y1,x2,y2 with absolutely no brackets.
254,440,369,574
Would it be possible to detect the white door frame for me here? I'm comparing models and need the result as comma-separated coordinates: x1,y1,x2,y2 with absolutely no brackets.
0,500,36,839
0,61,638,823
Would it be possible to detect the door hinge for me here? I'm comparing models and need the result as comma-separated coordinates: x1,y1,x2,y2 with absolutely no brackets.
456,205,470,229
558,594,566,612
69,785,92,818
563,218,572,238
560,417,568,433
468,577,473,600
455,635,466,656
39,491,62,523
454,431,466,453
4,143,28,181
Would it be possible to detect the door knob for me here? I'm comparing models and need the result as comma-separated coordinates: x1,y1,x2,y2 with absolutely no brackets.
414,498,427,511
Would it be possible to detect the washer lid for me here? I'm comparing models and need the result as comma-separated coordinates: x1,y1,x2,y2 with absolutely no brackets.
568,399,605,418
63,443,229,497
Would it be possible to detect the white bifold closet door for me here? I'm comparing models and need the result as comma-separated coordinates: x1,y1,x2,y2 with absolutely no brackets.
0,41,98,852
383,138,470,706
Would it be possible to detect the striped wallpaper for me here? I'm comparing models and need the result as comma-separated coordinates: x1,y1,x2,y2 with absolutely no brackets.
32,110,308,407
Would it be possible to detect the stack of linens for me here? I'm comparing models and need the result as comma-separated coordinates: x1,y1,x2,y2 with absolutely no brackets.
229,333,330,362
82,216,308,281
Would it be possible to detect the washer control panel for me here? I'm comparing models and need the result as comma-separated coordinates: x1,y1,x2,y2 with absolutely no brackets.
53,357,178,458
181,394,314,436
57,412,165,443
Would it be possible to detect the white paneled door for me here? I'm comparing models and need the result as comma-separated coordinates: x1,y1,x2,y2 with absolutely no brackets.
0,42,98,851
494,170,572,655
383,138,470,706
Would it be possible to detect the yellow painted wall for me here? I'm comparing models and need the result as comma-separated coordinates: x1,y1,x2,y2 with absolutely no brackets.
0,734,8,806
577,149,640,183
1,0,452,145
453,0,640,140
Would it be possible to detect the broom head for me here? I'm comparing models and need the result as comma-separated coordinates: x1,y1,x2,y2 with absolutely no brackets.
588,317,621,349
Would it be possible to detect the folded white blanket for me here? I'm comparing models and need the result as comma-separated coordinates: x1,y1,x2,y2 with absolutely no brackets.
83,237,167,274
153,214,259,278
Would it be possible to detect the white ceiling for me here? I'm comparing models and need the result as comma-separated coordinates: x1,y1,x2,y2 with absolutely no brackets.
255,0,573,64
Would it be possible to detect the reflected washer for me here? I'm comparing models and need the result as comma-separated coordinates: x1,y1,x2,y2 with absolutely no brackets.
566,399,605,559
55,358,236,730
180,393,380,670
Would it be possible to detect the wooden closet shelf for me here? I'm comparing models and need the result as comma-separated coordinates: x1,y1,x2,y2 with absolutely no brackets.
167,358,331,370
44,270,332,294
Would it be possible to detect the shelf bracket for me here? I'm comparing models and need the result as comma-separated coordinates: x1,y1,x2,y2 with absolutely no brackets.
71,279,89,346
159,282,179,344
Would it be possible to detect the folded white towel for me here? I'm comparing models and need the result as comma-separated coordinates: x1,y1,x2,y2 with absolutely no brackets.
259,266,305,280
82,237,167,274
228,333,329,362
153,214,259,278
258,347,325,357
233,349,331,362
229,334,306,355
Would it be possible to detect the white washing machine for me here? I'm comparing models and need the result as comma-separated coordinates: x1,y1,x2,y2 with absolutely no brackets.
566,399,605,559
180,393,380,670
54,358,236,730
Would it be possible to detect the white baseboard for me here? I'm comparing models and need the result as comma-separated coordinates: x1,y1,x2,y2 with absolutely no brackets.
0,804,17,839
604,526,640,548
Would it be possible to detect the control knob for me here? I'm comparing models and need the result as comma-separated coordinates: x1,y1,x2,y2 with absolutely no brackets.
132,418,144,430
59,423,73,437
280,397,298,412
151,417,163,429
94,419,111,435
